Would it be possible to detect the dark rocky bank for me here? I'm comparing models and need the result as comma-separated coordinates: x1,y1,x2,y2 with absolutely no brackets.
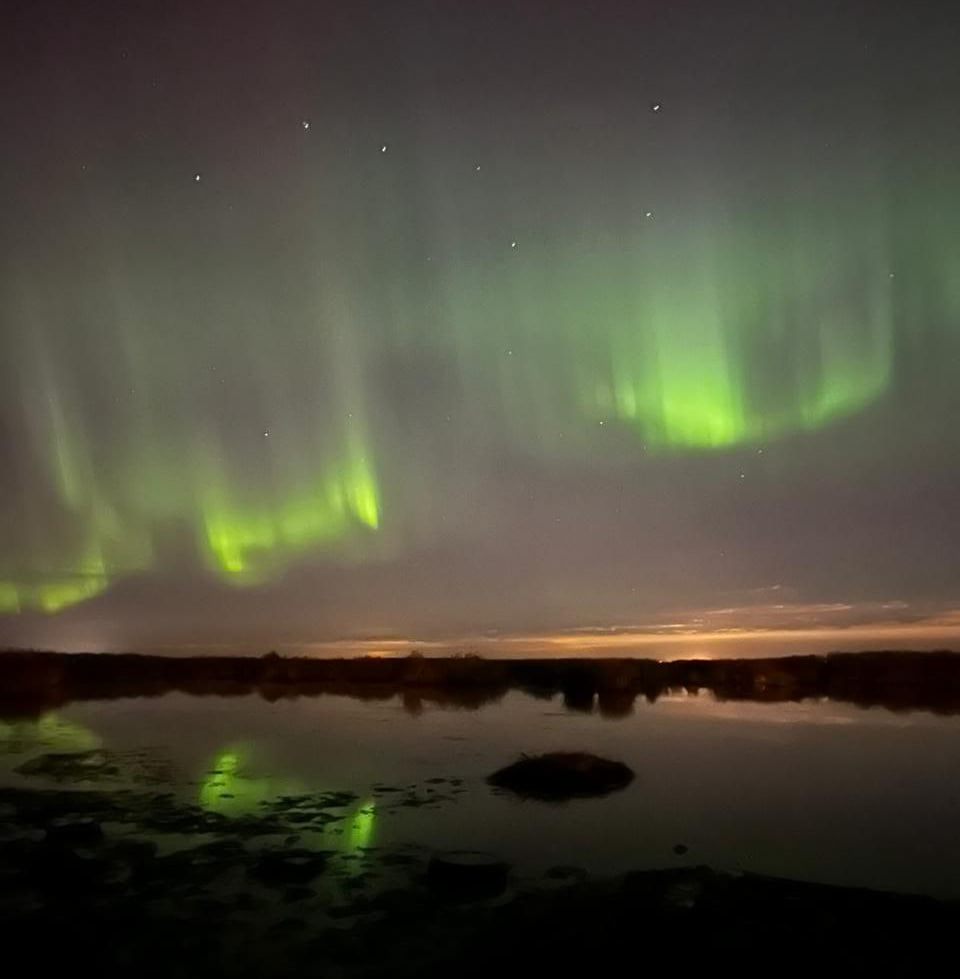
1,778,956,977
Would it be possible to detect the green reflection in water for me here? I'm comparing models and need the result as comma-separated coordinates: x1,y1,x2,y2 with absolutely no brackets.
199,747,303,815
198,747,377,854
0,713,101,753
347,799,377,851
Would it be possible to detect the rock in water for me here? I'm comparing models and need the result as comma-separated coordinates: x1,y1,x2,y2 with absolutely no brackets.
248,848,328,885
487,752,634,801
45,817,104,846
427,851,510,900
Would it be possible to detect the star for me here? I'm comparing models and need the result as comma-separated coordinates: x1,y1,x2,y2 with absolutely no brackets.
475,165,481,171
263,431,270,438
193,172,202,182
380,144,388,153
510,240,517,248
301,120,310,130
651,103,662,112
644,211,653,218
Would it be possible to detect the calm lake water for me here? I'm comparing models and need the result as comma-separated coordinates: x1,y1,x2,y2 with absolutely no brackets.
4,689,960,899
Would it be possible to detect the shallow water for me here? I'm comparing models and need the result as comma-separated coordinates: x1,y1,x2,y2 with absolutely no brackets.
3,689,960,898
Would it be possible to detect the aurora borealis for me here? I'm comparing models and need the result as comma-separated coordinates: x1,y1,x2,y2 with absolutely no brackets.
1,1,959,653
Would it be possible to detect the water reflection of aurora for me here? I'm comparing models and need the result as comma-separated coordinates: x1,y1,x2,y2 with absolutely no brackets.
199,747,376,852
0,713,101,753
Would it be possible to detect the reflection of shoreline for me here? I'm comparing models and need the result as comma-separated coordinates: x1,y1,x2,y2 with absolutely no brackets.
3,649,960,717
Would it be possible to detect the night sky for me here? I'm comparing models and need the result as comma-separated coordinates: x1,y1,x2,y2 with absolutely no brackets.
2,1,959,655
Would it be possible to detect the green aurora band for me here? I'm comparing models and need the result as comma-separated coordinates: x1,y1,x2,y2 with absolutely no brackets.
471,176,899,456
1,156,954,616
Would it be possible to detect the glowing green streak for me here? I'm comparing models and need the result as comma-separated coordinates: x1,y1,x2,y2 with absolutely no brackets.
589,298,892,450
200,452,380,583
0,531,137,614
198,748,305,816
38,577,110,613
0,444,380,610
0,546,111,614
572,209,896,449
347,800,377,851
0,583,21,614
0,366,153,613
1,350,381,610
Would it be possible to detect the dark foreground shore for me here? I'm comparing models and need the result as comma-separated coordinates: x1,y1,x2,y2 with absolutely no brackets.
1,782,957,977
4,651,960,973
3,648,960,715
